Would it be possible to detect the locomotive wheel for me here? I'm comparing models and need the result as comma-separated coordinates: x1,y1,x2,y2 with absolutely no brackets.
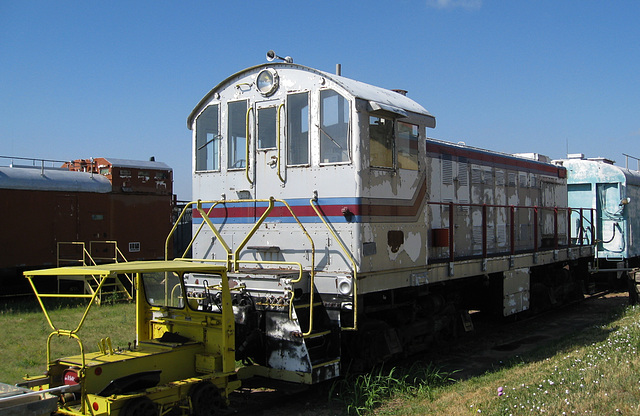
189,381,224,416
120,396,158,416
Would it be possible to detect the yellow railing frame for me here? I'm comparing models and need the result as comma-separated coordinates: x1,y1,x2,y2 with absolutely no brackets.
310,197,358,331
26,272,113,369
89,241,132,297
165,201,223,261
57,242,95,267
167,198,319,335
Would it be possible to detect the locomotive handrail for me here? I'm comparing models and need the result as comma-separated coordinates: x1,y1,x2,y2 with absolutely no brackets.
570,208,595,245
276,103,285,183
233,197,276,271
310,195,358,332
245,106,254,186
195,200,233,269
427,201,597,265
168,198,320,335
165,200,223,260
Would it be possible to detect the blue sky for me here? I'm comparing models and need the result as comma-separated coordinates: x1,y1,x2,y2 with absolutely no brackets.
1,1,639,199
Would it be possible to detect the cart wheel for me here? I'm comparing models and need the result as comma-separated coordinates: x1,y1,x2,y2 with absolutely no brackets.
120,396,158,416
189,382,223,416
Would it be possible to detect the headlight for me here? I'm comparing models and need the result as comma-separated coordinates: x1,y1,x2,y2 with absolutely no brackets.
256,69,279,96
338,277,353,295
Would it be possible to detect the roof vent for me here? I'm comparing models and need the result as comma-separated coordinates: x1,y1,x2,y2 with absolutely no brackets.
392,89,408,96
567,153,585,160
514,153,551,163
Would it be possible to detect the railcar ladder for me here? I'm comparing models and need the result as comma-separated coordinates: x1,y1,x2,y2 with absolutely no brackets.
56,241,133,304
293,291,341,372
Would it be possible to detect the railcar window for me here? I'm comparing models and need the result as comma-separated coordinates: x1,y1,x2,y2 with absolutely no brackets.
228,100,248,169
138,171,151,181
320,90,350,164
369,116,394,168
397,121,419,170
258,106,277,149
287,92,309,165
142,271,185,309
195,104,220,171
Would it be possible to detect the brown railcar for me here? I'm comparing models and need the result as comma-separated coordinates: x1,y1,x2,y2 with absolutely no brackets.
0,157,173,294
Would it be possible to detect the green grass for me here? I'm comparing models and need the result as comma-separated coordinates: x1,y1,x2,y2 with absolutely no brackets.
333,301,638,415
0,300,136,384
2,296,636,415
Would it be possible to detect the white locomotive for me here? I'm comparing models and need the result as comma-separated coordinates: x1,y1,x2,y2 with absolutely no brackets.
181,52,595,384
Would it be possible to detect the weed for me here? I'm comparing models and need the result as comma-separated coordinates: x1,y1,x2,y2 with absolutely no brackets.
330,362,454,415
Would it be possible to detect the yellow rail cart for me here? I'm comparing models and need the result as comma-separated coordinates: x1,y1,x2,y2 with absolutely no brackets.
21,260,239,416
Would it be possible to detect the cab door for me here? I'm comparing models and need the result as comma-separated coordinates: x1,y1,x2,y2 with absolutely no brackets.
596,183,625,257
253,100,286,204
252,91,310,202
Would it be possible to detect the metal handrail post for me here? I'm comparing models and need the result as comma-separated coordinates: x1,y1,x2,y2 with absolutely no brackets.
276,103,285,183
310,197,358,332
244,106,254,186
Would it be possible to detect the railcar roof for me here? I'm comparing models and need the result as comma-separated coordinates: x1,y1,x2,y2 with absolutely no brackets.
0,165,112,192
561,158,640,187
426,138,564,176
102,158,172,170
188,62,436,128
24,260,227,277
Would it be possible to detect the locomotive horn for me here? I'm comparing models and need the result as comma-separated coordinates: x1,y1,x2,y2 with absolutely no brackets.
266,50,293,63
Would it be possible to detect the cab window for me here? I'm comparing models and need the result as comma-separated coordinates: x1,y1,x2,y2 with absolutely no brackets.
228,100,248,169
195,104,220,171
287,92,309,165
397,121,419,170
142,271,184,308
320,90,350,164
257,106,277,149
369,116,394,168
